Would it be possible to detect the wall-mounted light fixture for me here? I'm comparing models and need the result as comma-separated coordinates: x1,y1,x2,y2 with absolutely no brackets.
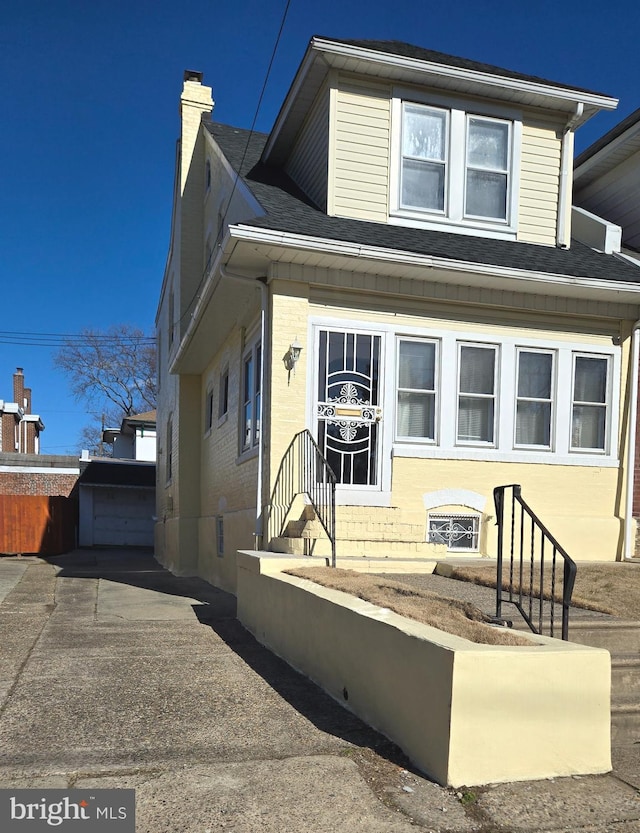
285,338,303,375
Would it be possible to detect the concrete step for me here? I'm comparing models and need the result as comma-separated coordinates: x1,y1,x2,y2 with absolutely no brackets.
611,698,640,746
567,620,640,653
270,537,446,558
612,655,640,699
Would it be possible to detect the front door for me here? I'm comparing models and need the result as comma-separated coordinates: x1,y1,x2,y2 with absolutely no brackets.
315,328,383,490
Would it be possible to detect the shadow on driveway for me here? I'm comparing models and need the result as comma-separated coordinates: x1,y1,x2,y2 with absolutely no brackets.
44,548,415,774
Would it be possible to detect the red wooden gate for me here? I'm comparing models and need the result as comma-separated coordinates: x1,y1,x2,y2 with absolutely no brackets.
0,495,77,555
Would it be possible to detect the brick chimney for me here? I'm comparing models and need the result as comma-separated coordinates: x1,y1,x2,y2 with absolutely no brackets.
178,71,213,341
23,387,32,414
13,368,25,409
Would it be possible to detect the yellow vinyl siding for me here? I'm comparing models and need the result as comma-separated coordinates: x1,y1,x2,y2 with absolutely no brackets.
285,85,330,211
518,119,562,245
331,75,391,222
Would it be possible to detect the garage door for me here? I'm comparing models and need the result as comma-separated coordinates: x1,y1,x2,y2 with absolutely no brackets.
93,487,155,547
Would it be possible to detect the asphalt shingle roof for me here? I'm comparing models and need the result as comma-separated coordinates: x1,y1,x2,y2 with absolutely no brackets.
326,38,612,98
207,122,640,285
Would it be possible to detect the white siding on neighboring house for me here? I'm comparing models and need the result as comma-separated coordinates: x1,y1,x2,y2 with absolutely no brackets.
575,148,640,251
331,75,392,222
285,85,330,211
518,117,562,245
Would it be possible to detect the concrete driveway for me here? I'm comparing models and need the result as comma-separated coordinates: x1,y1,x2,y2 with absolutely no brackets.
0,549,638,832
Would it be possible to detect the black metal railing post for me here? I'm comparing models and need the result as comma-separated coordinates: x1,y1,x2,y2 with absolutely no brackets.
493,484,576,640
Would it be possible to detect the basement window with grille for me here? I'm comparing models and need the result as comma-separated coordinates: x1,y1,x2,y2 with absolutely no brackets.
427,513,479,552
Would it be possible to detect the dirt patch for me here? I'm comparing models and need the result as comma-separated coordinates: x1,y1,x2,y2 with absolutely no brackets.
286,567,531,646
444,562,640,621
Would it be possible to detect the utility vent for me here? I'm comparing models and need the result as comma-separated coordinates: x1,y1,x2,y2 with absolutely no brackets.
427,513,479,551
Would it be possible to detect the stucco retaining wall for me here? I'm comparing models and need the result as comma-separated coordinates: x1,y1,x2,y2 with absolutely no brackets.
236,550,611,787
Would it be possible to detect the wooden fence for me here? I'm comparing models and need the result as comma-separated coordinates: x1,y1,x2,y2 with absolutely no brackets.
0,495,77,555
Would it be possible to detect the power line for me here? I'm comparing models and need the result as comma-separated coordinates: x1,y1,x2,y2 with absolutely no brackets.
0,329,155,348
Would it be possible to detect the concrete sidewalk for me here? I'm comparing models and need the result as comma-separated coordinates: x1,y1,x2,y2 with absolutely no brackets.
0,550,638,832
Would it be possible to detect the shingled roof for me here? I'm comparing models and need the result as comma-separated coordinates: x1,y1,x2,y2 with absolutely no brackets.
328,38,611,98
206,121,640,285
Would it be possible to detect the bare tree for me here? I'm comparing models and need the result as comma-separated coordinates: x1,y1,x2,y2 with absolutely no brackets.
54,325,157,453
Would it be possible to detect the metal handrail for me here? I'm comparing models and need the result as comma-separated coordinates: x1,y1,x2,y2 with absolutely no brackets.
266,430,337,567
494,484,577,640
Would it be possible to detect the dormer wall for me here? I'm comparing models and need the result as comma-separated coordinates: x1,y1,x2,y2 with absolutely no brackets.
284,69,569,247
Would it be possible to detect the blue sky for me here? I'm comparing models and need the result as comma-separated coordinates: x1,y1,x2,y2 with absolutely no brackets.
2,0,639,454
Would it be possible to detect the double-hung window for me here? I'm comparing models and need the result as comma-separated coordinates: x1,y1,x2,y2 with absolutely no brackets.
571,355,609,451
241,342,261,453
393,94,519,236
396,338,438,441
457,344,497,445
400,105,448,214
465,117,511,221
515,349,554,448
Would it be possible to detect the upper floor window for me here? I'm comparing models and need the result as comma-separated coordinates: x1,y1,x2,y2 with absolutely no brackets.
392,94,520,237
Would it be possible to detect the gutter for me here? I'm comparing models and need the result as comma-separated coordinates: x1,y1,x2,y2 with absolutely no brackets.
557,102,583,248
623,318,640,560
229,225,640,298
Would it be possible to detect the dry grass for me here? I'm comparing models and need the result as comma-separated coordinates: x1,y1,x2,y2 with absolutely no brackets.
286,567,530,646
446,562,640,621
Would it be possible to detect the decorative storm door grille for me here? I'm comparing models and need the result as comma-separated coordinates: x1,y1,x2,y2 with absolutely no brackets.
316,329,382,486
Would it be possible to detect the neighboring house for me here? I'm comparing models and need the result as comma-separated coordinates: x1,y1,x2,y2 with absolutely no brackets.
102,410,157,461
573,109,640,550
0,368,44,455
156,37,640,590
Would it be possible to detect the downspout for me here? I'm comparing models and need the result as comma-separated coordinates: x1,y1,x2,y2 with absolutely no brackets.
219,264,269,548
556,102,583,248
623,318,640,560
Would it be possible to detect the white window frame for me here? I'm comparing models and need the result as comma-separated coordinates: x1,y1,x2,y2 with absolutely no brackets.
570,352,611,454
204,386,214,435
395,336,439,444
166,416,173,484
456,342,499,447
514,348,555,451
390,88,522,240
218,366,229,424
240,340,261,455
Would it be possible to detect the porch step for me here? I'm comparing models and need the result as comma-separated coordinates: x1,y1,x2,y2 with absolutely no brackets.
270,536,446,558
612,655,640,698
568,620,640,654
611,699,640,747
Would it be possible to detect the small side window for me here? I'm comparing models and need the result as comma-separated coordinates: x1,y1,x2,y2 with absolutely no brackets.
218,368,229,421
216,515,224,556
205,388,214,433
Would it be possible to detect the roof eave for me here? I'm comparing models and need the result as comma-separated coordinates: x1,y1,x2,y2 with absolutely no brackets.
263,37,617,165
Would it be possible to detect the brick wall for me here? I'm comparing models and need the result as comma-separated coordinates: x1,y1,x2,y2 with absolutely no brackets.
1,413,16,453
0,453,79,497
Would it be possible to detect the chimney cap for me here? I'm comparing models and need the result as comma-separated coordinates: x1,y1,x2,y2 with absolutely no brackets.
183,70,203,83
15,367,23,374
